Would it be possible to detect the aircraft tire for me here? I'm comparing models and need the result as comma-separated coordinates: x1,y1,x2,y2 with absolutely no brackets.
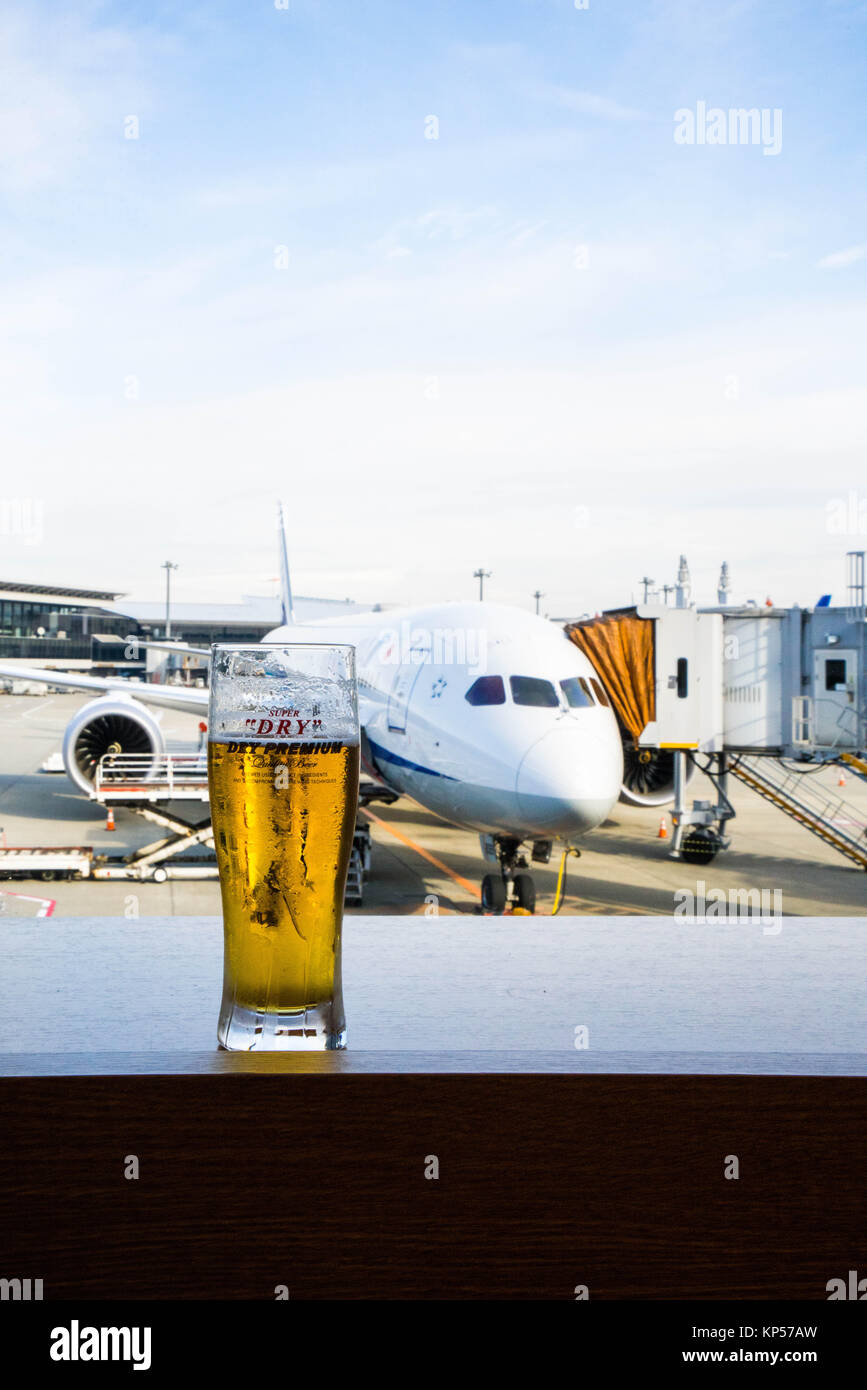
481,873,507,913
513,872,536,913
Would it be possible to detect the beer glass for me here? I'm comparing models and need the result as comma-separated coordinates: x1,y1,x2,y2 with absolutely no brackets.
207,644,359,1050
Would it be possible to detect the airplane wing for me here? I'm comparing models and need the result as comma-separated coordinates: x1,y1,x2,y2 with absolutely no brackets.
0,663,209,715
126,638,211,658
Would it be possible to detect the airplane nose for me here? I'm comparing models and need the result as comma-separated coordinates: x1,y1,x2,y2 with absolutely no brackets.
515,722,623,835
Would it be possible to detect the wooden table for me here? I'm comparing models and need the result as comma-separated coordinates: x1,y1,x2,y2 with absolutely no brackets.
0,915,865,1298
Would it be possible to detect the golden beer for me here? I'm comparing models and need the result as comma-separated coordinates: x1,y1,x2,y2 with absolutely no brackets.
208,642,359,1050
209,738,359,1019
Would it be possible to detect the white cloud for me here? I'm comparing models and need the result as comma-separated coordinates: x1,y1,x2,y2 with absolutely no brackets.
817,244,867,270
509,220,548,247
1,1,864,619
7,290,866,613
0,7,159,194
530,83,646,122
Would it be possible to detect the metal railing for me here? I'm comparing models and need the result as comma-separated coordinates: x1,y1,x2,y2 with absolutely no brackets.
732,756,867,869
791,696,813,746
94,752,209,800
790,695,861,751
846,550,866,625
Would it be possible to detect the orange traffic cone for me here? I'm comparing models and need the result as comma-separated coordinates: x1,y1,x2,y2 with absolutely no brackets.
105,807,116,831
838,770,846,787
658,816,668,839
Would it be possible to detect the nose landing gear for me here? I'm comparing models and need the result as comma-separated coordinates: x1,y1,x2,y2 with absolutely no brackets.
479,835,542,914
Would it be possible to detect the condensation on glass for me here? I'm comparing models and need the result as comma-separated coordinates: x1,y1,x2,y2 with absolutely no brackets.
207,644,359,1051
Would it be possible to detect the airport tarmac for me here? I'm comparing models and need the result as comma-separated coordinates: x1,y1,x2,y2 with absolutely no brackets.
0,692,865,919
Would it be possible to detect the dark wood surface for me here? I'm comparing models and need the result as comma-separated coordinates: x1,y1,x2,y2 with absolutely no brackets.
1,1072,864,1299
1,917,864,1298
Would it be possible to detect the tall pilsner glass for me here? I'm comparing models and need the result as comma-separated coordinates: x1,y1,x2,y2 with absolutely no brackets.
207,644,359,1050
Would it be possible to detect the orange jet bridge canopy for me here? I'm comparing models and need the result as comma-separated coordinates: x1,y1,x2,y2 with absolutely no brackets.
565,609,655,745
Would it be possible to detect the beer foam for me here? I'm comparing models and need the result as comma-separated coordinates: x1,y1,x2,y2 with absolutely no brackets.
209,649,359,744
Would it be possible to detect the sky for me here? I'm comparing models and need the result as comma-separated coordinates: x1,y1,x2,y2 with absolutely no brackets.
1,0,866,615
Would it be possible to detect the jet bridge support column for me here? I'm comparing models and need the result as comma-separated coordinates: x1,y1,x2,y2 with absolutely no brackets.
669,751,688,857
666,750,734,864
717,751,730,819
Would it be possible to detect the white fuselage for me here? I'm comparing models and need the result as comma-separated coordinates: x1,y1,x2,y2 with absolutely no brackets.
263,601,623,841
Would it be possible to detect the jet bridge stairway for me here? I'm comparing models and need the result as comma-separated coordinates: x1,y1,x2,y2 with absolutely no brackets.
729,756,867,870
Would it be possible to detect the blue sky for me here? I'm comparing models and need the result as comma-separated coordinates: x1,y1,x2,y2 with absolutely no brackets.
1,0,866,612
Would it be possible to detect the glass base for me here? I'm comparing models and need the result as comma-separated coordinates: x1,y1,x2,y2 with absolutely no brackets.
218,1000,346,1052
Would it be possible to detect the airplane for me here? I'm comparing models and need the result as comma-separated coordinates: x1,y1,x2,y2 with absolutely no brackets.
0,509,682,911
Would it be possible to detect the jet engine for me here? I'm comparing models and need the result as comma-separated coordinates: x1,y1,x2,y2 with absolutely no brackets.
619,740,695,807
62,696,165,794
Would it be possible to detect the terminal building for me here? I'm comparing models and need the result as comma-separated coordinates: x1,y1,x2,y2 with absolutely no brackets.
0,581,378,681
0,582,140,675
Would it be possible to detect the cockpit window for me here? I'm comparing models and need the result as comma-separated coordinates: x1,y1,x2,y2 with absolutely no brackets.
510,675,559,707
590,678,610,707
465,675,506,706
560,677,594,708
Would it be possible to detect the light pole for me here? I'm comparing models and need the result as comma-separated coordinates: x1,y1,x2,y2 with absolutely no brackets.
162,561,179,638
533,589,544,615
640,576,655,603
473,568,491,601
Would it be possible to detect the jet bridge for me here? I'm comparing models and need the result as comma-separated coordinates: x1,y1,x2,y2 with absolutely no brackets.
568,552,867,867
